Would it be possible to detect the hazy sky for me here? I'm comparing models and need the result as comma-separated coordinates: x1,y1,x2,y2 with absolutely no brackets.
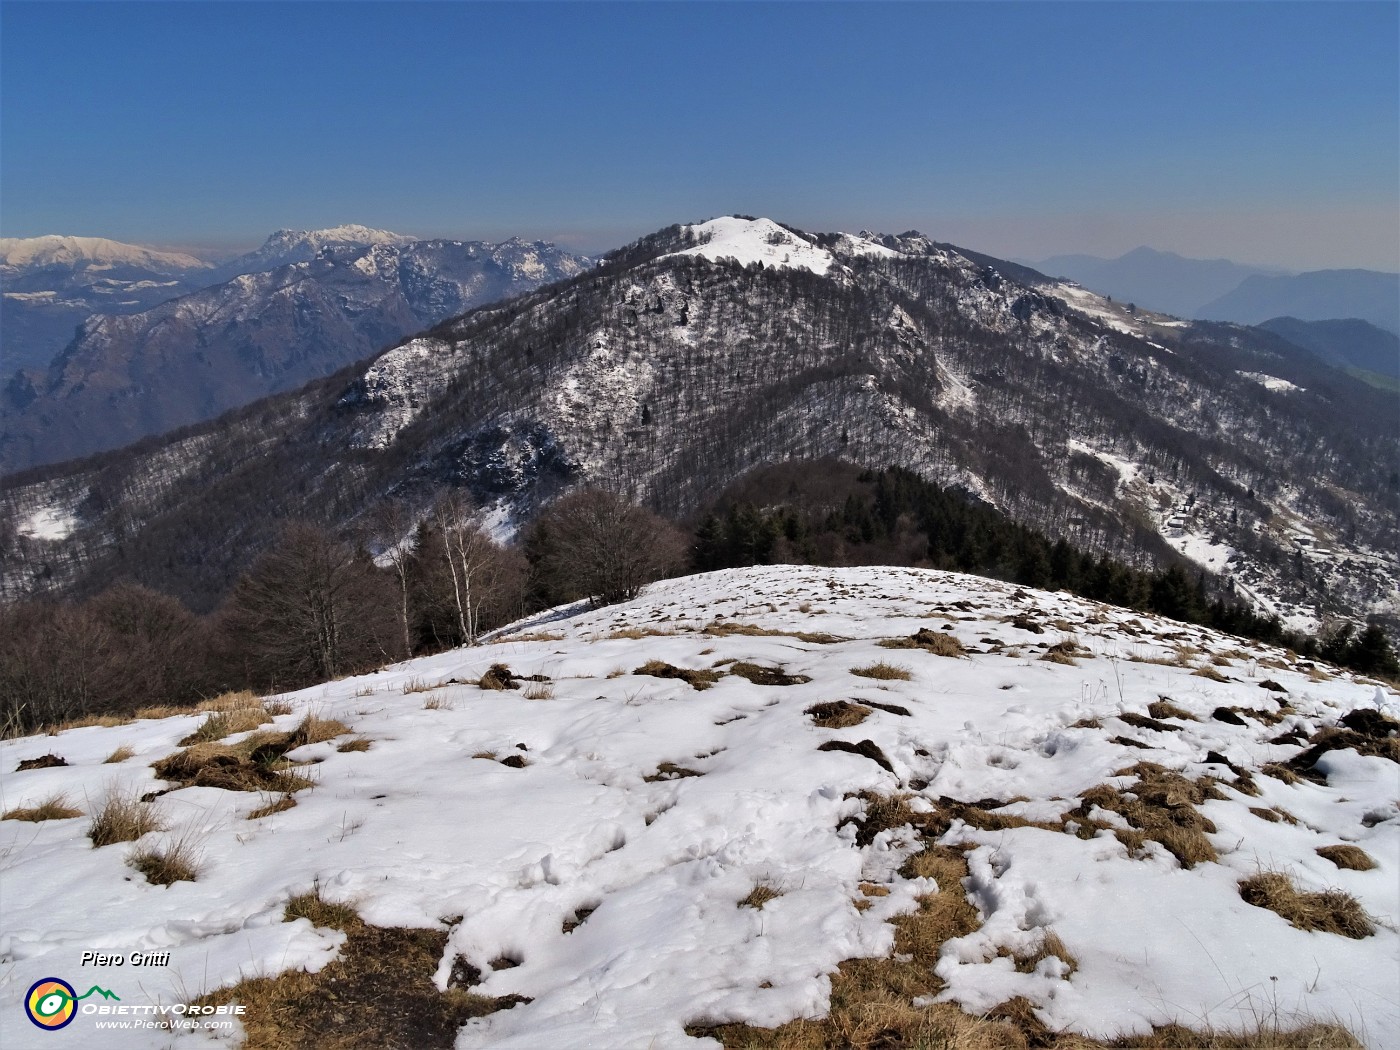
3,1,1397,271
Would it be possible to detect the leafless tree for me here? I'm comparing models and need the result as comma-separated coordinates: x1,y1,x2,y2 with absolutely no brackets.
433,494,519,645
365,499,419,659
532,488,687,606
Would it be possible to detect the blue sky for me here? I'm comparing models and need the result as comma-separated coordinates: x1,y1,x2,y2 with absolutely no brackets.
3,1,1397,269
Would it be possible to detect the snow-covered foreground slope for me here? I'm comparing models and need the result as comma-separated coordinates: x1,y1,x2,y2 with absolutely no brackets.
1,566,1396,1049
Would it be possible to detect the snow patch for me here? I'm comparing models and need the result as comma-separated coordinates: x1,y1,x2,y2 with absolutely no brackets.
665,217,836,276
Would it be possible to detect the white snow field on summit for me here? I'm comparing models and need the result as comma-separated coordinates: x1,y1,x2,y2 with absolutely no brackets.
0,565,1395,1049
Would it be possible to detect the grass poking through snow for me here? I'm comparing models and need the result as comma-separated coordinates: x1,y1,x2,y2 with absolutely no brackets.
3,793,82,822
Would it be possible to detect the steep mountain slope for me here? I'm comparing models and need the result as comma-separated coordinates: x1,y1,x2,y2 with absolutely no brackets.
1259,317,1400,382
1,217,1395,635
1,566,1396,1049
0,235,214,373
1031,246,1282,318
1198,269,1400,334
0,238,590,472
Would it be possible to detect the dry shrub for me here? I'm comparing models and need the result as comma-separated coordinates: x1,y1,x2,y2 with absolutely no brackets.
634,660,721,690
3,793,82,822
89,788,164,846
739,884,781,910
806,701,871,729
129,833,201,885
1239,872,1374,938
850,662,911,681
1315,844,1376,871
1146,700,1196,721
104,745,136,763
1075,764,1223,868
728,662,811,686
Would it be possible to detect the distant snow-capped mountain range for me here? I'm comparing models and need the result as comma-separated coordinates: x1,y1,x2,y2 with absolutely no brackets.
1,227,591,470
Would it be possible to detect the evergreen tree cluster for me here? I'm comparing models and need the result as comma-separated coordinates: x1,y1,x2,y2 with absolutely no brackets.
692,462,1398,679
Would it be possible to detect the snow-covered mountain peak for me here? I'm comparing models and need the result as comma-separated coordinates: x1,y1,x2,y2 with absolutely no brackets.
264,224,414,249
0,235,210,273
666,216,837,275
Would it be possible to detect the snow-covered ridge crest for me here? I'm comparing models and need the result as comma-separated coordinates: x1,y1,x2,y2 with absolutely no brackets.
0,235,210,272
0,565,1395,1049
664,216,837,275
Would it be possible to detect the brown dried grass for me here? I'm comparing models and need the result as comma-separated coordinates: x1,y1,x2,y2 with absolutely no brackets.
850,661,911,681
1315,845,1376,871
1239,872,1374,938
89,788,164,846
3,793,82,822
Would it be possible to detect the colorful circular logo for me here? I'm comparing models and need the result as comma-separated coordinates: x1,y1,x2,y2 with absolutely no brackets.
25,978,77,1030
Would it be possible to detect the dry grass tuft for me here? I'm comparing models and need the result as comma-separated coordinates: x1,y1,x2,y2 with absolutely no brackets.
1192,666,1231,683
1007,930,1078,976
806,701,871,729
89,788,164,846
179,705,270,746
704,621,846,645
1075,764,1223,868
728,662,811,686
104,745,136,764
285,889,361,931
263,699,294,716
134,704,195,720
248,794,298,819
850,661,911,681
739,884,781,910
523,681,555,700
290,714,349,746
152,729,317,794
38,713,133,734
3,793,83,822
880,629,966,658
634,660,722,690
1239,872,1374,938
129,833,201,885
196,689,262,713
478,664,520,690
422,693,453,710
198,919,527,1049
1146,700,1196,721
1315,844,1377,871
1112,1021,1362,1047
337,737,372,753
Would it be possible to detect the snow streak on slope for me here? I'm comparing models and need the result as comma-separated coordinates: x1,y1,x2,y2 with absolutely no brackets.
666,217,836,275
1,567,1395,1050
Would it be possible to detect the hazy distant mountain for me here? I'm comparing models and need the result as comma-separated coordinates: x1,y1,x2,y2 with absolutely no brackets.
1,237,589,472
1030,246,1282,318
0,235,214,373
1259,316,1400,381
1198,269,1400,335
210,224,417,280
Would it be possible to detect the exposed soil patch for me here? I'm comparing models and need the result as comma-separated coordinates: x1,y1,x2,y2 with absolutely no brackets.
634,660,722,690
478,664,520,690
818,739,894,774
15,753,66,771
644,762,704,782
